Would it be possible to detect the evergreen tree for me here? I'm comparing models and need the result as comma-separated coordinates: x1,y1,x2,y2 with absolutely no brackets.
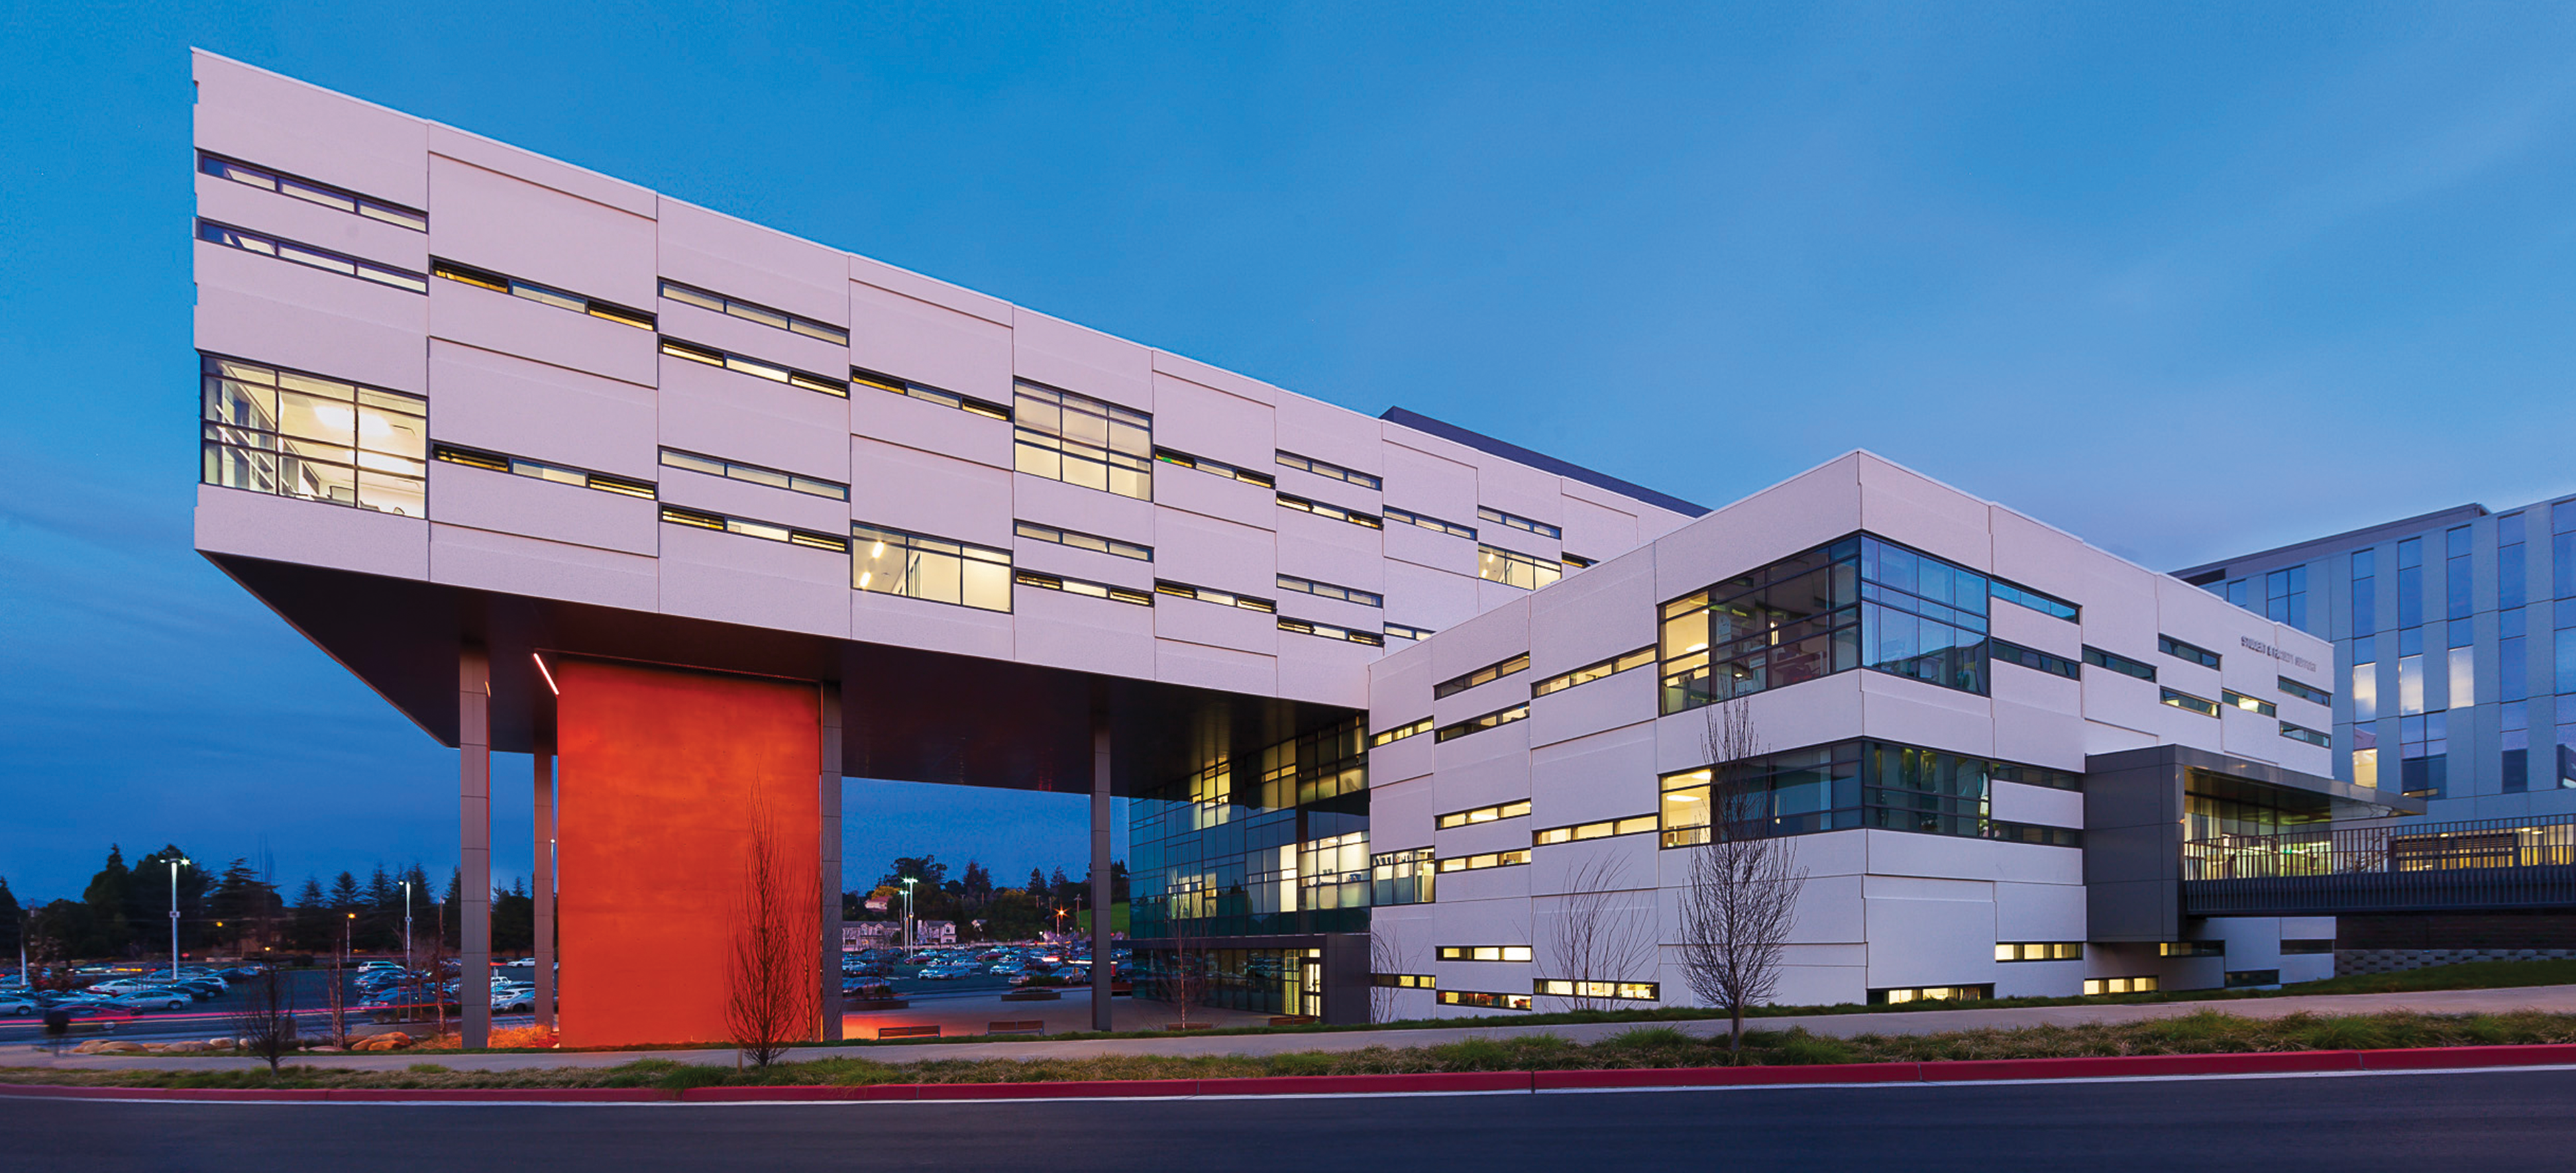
443,868,462,949
0,876,19,960
329,871,362,912
129,846,207,955
81,846,133,958
961,860,994,908
362,866,398,952
491,878,534,955
209,858,278,952
290,876,332,953
1026,866,1049,897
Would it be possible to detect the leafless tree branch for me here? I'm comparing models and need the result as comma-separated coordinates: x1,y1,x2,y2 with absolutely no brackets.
729,793,818,1068
1675,699,1807,1060
1545,854,1656,1013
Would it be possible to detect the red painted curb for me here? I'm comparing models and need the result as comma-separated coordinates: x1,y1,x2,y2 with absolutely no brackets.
1918,1051,2361,1082
2359,1044,2576,1071
327,1087,669,1102
1534,1062,1922,1089
1197,1072,1532,1096
912,1079,1193,1100
682,1085,871,1102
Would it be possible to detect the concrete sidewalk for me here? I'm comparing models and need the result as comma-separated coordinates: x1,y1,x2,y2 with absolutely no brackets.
17,984,2576,1075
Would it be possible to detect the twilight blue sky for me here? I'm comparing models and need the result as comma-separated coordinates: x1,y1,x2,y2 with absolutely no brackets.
4,3,2574,901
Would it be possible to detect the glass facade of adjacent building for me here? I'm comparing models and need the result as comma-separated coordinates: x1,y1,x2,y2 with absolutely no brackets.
2180,493,2576,819
1127,717,1369,1015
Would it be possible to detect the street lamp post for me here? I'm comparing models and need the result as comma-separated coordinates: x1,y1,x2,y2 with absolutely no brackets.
167,856,191,980
400,880,415,975
900,878,917,956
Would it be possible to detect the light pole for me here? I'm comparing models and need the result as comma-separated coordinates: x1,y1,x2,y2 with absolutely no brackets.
400,880,415,975
167,856,191,980
900,878,917,956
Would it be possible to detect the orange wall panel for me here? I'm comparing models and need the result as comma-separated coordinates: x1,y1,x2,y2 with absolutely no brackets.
556,659,818,1048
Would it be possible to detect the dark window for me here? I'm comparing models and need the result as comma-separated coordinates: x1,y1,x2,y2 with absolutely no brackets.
1477,505,1560,540
1382,505,1474,540
2447,525,2474,621
1435,654,1531,699
2225,969,2283,988
434,258,648,325
2279,939,2334,956
1276,450,1379,491
440,444,654,499
1658,740,2078,848
1991,639,2080,680
661,278,845,345
199,152,425,230
661,337,845,395
2159,634,2222,668
202,220,428,293
2352,548,2379,633
1990,578,2080,621
1435,704,1529,743
2084,646,2157,681
2278,676,2332,706
2397,537,2424,627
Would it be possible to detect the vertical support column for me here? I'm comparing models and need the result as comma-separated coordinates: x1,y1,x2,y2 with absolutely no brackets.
1091,711,1114,1033
533,749,555,1032
459,648,492,1049
818,683,843,1042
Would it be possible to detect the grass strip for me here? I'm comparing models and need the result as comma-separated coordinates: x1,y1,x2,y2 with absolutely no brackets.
9,1009,2576,1091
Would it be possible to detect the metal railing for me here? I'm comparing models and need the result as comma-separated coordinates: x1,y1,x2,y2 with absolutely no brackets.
2181,813,2576,915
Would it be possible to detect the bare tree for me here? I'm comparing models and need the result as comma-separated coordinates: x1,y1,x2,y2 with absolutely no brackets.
1545,854,1657,1013
1368,927,1403,1024
229,962,297,1072
1675,700,1806,1061
729,798,818,1068
1148,917,1212,1030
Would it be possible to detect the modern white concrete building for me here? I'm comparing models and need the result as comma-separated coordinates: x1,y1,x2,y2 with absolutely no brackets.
186,51,2419,1035
1364,454,2411,1017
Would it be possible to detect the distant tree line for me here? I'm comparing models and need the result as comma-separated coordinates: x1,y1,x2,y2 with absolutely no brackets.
4,846,546,964
842,855,1128,940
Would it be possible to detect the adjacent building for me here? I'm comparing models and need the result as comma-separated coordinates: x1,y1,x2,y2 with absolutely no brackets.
2178,494,2576,820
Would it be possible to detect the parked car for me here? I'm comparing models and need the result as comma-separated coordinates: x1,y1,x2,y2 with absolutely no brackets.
105,991,193,1013
491,990,537,1013
0,994,37,1016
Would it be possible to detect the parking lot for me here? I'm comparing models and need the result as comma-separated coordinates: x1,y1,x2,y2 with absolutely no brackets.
1,965,535,1048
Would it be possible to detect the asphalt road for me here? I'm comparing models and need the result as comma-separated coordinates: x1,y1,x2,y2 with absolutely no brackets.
5,1067,2571,1172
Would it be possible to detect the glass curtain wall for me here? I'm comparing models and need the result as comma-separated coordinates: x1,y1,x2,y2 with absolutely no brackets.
1658,533,1993,715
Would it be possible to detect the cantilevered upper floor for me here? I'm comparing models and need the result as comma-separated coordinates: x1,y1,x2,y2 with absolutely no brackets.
186,51,1700,784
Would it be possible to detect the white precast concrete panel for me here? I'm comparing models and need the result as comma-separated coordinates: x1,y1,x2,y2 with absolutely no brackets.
429,342,658,482
197,485,426,580
426,463,657,558
429,524,659,614
849,437,1013,548
429,278,656,389
659,356,851,480
427,154,657,308
196,172,427,272
194,243,426,395
656,200,849,325
1012,308,1152,411
194,52,429,207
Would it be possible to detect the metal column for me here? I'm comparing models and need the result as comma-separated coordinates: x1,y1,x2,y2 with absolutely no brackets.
1091,713,1114,1033
459,648,492,1049
533,749,555,1031
818,683,844,1041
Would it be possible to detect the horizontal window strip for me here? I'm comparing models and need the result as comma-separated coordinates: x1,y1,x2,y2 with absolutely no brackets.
855,523,1011,613
1536,979,1658,1002
2160,687,2220,717
1436,653,1531,699
1532,815,1658,846
661,337,845,396
1277,574,1382,607
1989,577,2079,621
1438,990,1533,1011
1385,622,1437,642
2223,689,2277,717
1561,553,1597,569
662,505,847,551
2083,646,2157,681
2159,634,2222,668
1532,646,1654,698
1153,447,1272,487
199,220,426,293
1016,570,1152,607
1990,638,2080,680
1433,850,1529,874
1018,520,1151,561
2281,723,2330,748
1370,717,1434,748
2278,676,2332,706
659,448,844,501
1996,941,2084,962
1383,505,1475,540
431,258,651,327
1478,505,1560,540
1436,945,1532,962
1278,615,1383,646
1479,544,1560,591
199,153,425,231
1277,491,1380,528
436,444,654,499
852,367,1011,420
1435,703,1528,743
1371,974,1437,990
659,278,846,345
1277,450,1380,490
1156,580,1274,612
1435,800,1529,829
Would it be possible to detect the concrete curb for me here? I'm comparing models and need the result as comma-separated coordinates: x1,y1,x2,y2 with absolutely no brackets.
8,1043,2576,1104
